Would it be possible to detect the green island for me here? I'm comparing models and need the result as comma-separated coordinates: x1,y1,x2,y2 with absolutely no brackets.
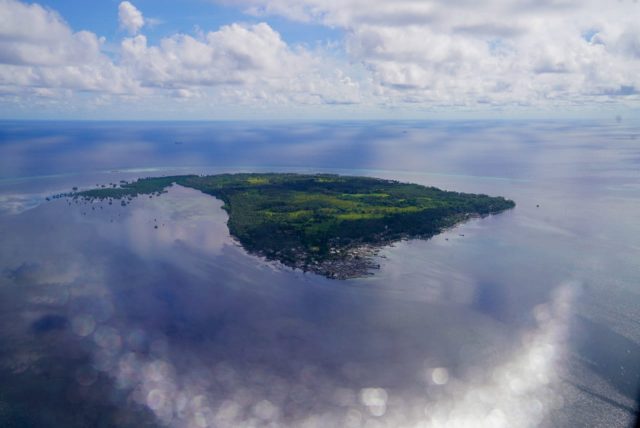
70,173,515,279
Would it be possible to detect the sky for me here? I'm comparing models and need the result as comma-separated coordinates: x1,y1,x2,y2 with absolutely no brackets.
0,0,639,120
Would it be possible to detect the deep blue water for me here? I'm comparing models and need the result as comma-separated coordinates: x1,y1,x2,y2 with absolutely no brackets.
0,121,638,427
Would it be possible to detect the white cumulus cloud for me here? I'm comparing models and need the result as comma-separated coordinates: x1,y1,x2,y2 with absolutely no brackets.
117,22,361,105
1,0,639,117
0,0,137,97
0,0,101,66
0,0,362,116
118,1,145,35
224,0,640,108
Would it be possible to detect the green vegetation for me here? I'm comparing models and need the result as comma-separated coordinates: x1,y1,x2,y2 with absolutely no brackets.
73,173,515,278
77,176,177,199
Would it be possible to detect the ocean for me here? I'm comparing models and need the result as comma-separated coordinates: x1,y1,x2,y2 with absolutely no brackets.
0,120,638,427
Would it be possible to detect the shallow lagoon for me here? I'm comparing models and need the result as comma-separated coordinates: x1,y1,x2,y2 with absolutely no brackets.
0,121,639,427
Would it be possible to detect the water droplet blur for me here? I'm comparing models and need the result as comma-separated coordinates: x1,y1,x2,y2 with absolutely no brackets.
359,388,388,417
93,326,122,351
147,389,167,411
75,365,98,386
253,399,279,421
431,367,449,385
71,314,95,337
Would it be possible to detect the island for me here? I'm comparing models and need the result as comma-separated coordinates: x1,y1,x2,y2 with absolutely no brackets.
70,173,515,279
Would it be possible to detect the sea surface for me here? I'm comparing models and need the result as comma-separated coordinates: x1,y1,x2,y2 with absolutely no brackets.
0,120,638,427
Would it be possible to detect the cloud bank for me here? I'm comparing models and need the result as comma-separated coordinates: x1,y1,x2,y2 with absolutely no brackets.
235,0,640,106
0,0,638,118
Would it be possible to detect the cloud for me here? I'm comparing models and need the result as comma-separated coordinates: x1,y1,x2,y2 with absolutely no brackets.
0,0,638,116
118,1,144,35
0,0,136,96
224,0,640,108
0,0,102,66
117,22,362,106
0,0,362,114
118,23,300,87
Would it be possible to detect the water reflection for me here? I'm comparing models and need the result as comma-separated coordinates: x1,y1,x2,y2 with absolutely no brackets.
0,121,638,427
